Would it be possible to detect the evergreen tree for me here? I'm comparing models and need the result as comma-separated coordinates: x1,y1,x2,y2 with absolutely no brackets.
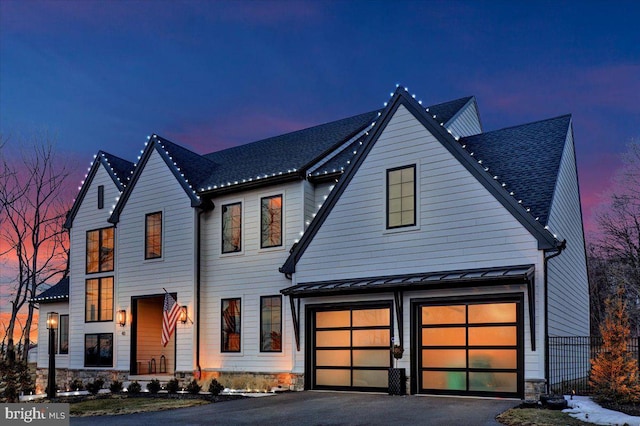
590,285,640,403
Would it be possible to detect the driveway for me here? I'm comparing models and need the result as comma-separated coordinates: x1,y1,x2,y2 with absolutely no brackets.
70,391,518,425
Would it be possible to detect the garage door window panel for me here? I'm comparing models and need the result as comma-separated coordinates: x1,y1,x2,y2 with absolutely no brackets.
417,297,523,397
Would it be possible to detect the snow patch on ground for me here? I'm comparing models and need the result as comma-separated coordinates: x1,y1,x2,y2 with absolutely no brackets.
564,395,640,425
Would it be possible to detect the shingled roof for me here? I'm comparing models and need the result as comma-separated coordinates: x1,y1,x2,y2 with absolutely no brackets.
64,151,135,229
31,277,69,303
461,115,571,226
198,110,381,192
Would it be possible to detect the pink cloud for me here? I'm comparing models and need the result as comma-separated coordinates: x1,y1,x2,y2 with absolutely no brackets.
578,152,621,240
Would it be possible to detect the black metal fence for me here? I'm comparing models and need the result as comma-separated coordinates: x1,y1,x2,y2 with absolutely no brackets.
548,336,640,395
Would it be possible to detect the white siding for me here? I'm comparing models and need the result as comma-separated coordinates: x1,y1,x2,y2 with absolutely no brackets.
446,99,482,138
116,150,197,372
295,105,541,281
67,165,123,369
293,105,547,381
36,301,69,369
546,129,589,336
199,181,305,373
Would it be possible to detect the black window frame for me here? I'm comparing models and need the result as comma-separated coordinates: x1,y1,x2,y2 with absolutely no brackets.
85,277,114,322
97,185,104,209
221,202,242,254
84,333,113,367
86,227,114,274
260,295,282,352
386,164,416,229
260,195,283,249
145,211,163,259
221,298,241,352
59,314,69,354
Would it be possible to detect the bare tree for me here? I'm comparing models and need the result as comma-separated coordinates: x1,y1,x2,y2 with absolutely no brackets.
0,133,70,363
593,140,640,335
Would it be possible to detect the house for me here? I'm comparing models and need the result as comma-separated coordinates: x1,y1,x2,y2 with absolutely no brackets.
34,86,588,400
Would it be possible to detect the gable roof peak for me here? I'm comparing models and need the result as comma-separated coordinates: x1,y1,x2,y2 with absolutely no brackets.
281,86,562,274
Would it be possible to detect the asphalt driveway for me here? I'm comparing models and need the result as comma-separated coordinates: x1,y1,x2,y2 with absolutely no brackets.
70,391,518,425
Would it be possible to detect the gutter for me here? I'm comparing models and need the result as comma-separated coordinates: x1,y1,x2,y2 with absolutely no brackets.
544,239,567,393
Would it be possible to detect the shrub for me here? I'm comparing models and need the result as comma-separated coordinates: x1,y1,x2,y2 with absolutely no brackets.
208,378,224,396
186,379,201,394
69,378,84,391
86,378,104,395
147,379,161,394
166,378,180,394
109,380,123,393
127,381,141,394
0,360,34,402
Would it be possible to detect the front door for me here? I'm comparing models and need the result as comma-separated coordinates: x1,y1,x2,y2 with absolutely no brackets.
131,295,175,375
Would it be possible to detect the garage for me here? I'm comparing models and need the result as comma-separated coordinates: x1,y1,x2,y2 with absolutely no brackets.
413,295,524,398
307,303,392,392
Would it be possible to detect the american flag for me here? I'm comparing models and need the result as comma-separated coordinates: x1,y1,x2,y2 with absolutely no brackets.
162,293,180,347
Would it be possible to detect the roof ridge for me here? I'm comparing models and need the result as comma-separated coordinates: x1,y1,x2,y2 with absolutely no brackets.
203,110,380,157
477,114,571,135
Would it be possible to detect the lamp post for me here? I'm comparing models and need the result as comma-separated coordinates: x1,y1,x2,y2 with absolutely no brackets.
46,312,58,399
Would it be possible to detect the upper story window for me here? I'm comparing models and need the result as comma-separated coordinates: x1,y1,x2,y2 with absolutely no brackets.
86,227,114,273
387,165,416,229
85,277,113,322
97,185,104,209
261,195,282,248
145,212,162,259
222,202,242,253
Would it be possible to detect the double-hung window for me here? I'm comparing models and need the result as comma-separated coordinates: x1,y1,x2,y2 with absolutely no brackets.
261,195,282,248
221,298,241,352
260,296,282,352
387,165,416,228
145,212,162,259
86,227,114,273
85,277,113,322
222,203,242,253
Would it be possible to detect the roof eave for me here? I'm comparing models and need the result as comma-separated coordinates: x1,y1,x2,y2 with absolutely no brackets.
198,172,303,198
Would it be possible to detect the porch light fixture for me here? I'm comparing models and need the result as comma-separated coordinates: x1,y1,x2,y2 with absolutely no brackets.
46,312,59,399
117,309,127,327
179,306,188,324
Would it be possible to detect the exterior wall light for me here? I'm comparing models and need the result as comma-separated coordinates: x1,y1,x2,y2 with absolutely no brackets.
117,309,127,327
179,306,188,324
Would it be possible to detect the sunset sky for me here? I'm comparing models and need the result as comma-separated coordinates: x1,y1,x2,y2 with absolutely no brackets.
1,1,639,254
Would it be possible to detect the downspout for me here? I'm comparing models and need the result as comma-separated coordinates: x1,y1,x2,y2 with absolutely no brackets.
195,209,204,379
544,239,566,393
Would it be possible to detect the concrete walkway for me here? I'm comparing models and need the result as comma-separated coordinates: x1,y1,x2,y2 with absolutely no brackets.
70,391,518,425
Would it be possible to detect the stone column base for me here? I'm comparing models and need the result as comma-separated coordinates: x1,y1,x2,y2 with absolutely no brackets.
525,378,546,401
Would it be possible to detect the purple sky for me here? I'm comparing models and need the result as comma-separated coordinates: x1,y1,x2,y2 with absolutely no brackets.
1,0,639,239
